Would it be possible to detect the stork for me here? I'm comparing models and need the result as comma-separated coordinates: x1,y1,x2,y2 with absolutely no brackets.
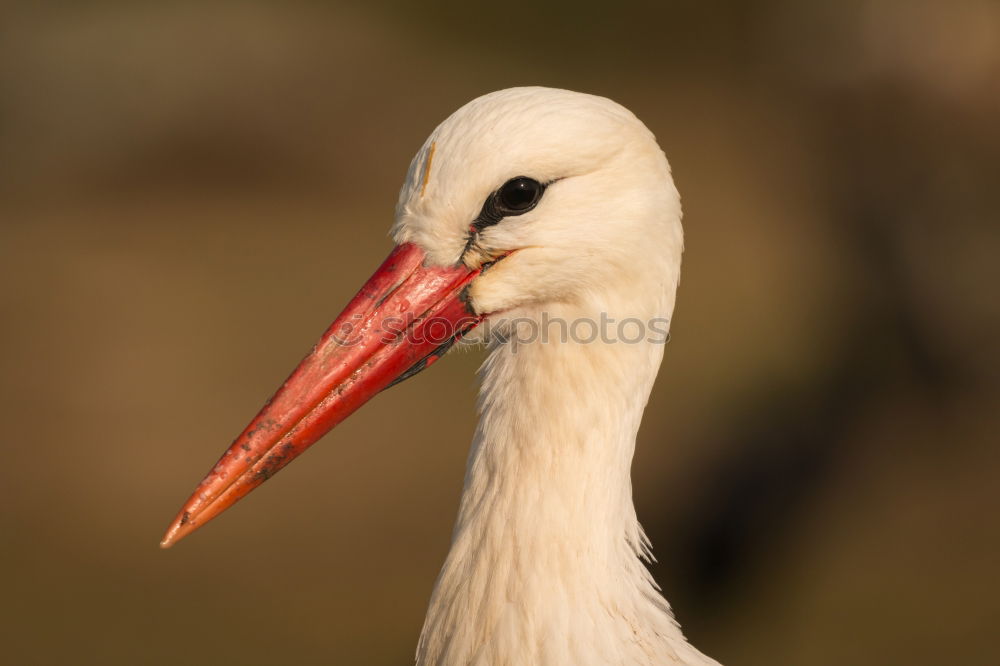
161,87,719,665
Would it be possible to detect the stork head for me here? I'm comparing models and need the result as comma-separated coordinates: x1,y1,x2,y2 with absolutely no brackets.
395,87,682,318
160,87,681,547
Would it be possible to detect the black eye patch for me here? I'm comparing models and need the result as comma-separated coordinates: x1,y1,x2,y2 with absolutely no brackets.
470,177,546,232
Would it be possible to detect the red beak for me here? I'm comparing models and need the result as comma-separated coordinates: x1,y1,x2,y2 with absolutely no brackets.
160,242,483,548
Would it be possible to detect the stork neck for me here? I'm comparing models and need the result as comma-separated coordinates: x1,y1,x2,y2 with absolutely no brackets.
417,303,709,665
460,319,661,559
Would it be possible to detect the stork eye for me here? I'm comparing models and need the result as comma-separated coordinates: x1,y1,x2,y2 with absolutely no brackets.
470,176,546,232
496,177,543,215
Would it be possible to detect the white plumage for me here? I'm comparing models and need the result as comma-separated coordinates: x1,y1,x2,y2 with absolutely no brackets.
393,88,718,665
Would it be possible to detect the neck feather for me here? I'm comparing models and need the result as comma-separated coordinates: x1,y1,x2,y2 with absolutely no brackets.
416,301,714,666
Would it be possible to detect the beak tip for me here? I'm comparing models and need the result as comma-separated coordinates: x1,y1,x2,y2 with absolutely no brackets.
159,516,191,549
159,528,179,549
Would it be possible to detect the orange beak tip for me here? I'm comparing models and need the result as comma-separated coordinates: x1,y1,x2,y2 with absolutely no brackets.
159,510,196,549
158,527,179,549
159,522,183,548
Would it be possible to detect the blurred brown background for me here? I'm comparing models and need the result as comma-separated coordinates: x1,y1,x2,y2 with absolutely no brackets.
1,2,998,664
